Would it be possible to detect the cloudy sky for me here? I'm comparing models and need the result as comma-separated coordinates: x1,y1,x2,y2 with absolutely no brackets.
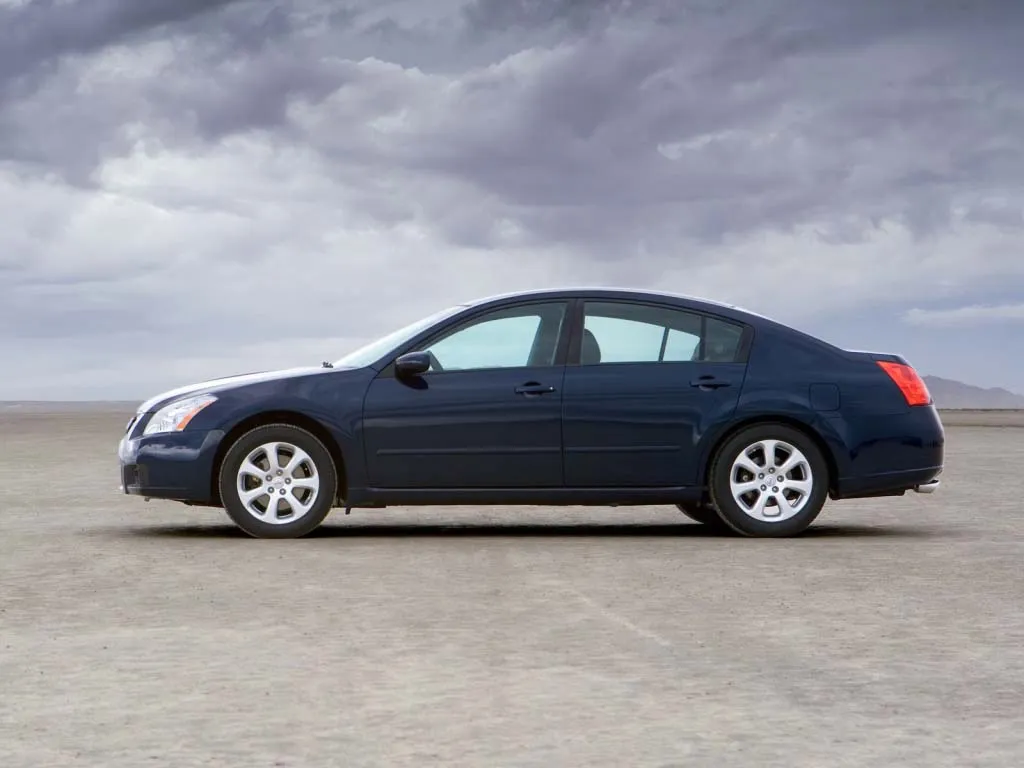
2,0,1023,400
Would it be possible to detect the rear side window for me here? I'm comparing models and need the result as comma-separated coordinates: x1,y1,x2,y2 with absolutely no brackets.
581,301,745,364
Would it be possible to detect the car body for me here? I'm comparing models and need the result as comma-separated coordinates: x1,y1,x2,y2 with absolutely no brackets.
118,287,944,538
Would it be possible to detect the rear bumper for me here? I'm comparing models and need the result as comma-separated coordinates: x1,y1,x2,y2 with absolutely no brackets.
118,427,224,503
829,403,944,500
833,465,943,499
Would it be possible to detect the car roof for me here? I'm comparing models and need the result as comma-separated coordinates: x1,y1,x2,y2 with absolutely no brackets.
464,286,773,324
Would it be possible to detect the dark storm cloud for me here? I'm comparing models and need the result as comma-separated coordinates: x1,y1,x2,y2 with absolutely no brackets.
0,3,997,239
461,0,635,34
0,0,291,180
0,0,454,181
2,0,1023,247
433,0,1024,248
0,0,250,81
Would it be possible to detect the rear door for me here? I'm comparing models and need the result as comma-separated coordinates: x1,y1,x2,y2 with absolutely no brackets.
561,299,749,488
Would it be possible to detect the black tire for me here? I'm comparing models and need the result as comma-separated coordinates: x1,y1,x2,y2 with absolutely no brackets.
707,422,829,538
218,423,338,539
675,503,729,529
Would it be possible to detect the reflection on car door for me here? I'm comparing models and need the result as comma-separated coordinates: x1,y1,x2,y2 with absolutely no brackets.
561,300,747,488
362,301,570,489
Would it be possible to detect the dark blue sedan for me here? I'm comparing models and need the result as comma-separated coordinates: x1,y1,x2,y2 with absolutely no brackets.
118,288,944,538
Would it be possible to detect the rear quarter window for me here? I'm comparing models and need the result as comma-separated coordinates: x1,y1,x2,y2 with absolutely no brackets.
703,317,745,362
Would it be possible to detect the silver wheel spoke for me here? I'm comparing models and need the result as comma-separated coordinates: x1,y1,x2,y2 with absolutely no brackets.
239,459,266,480
283,448,313,477
784,478,812,496
240,486,267,506
731,479,762,496
760,440,781,467
752,492,773,517
265,444,286,473
287,489,312,510
777,453,804,475
265,494,284,519
734,453,762,475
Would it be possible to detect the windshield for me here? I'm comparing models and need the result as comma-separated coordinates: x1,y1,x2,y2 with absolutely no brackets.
334,304,467,369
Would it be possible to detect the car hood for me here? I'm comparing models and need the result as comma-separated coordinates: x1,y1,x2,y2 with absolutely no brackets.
136,365,352,414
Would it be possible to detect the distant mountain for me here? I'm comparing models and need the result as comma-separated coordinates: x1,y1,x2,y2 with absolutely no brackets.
1,401,138,412
923,376,1024,409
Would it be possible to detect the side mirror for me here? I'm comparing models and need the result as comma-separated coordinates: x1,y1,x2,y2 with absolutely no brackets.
394,351,431,378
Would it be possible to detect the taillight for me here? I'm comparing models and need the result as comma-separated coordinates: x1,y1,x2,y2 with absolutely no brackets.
877,361,931,406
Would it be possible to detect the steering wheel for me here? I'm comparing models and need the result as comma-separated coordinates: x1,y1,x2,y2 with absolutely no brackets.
426,350,444,372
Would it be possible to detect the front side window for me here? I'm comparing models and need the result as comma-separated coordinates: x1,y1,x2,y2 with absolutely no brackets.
580,301,744,365
416,302,568,372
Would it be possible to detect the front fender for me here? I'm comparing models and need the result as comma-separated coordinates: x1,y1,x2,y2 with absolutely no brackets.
196,369,376,492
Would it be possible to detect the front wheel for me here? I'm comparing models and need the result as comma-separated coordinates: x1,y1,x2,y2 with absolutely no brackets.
707,423,829,537
218,424,338,539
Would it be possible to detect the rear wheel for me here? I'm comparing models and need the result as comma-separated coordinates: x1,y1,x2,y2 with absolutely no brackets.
218,424,337,539
708,423,829,537
675,503,728,528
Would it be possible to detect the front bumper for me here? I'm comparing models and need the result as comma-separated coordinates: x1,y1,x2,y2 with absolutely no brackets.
118,426,224,503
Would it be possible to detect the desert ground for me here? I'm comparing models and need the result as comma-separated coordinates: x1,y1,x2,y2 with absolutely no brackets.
1,408,1022,767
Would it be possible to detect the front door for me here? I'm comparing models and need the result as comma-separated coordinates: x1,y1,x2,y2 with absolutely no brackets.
362,300,570,489
561,300,748,488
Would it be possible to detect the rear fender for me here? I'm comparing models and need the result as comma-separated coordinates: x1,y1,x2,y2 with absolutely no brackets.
695,405,848,496
696,325,856,491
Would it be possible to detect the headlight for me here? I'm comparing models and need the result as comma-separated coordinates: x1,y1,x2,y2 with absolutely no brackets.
143,394,218,435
